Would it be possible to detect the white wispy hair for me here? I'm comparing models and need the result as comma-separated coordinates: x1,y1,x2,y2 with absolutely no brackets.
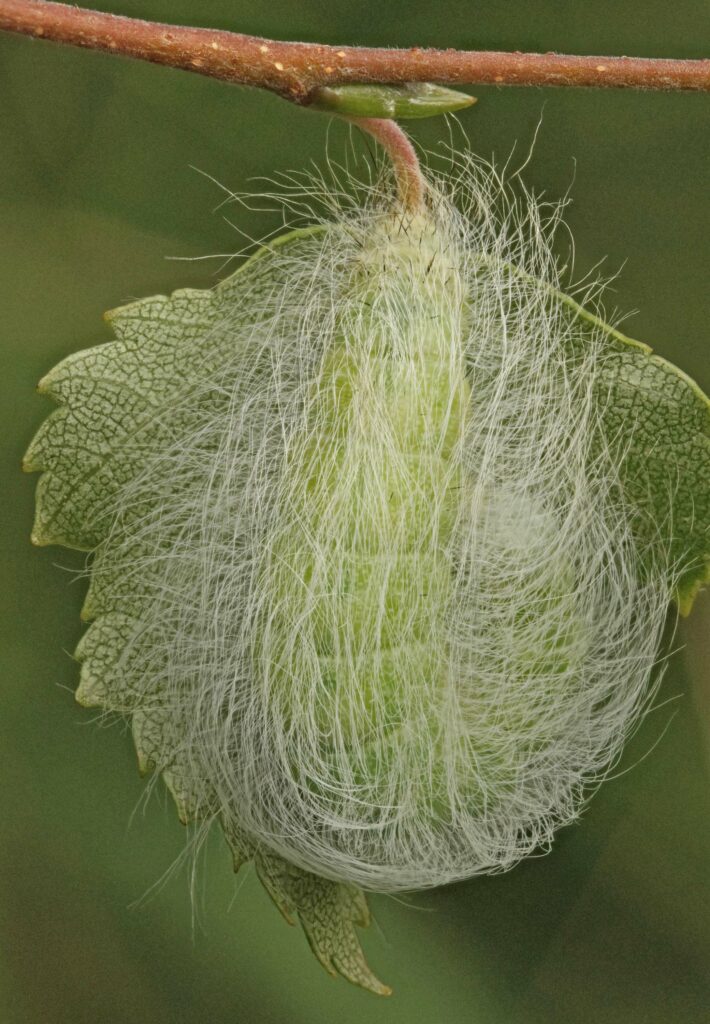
97,151,674,892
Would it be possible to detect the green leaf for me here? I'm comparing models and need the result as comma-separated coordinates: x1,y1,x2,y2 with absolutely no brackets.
220,819,390,994
553,289,710,614
254,849,391,995
23,223,709,993
24,226,387,995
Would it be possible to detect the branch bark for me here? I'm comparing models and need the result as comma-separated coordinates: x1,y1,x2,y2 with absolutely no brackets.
1,0,709,102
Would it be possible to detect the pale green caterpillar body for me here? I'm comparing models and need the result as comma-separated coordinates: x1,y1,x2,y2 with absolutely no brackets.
249,216,472,856
225,197,661,891
59,160,678,893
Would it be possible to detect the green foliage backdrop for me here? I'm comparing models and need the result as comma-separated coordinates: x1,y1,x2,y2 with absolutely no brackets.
1,2,709,1021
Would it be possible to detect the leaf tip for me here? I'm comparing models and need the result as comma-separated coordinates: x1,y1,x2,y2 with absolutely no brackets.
134,747,155,777
675,572,709,618
30,527,47,547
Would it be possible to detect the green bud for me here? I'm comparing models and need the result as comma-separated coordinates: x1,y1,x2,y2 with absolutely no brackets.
310,82,476,119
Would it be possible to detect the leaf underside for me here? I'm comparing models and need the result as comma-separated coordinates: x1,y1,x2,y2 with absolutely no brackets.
24,225,709,994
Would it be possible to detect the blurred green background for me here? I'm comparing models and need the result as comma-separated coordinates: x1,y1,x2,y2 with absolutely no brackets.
1,2,709,1022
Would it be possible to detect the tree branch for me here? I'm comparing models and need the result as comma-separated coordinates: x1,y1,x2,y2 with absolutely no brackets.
1,0,709,103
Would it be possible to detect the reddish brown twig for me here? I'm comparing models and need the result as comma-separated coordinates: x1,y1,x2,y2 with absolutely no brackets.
1,0,709,101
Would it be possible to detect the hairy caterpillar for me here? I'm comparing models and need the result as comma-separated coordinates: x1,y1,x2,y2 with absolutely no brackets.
65,153,682,895
26,146,708,956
